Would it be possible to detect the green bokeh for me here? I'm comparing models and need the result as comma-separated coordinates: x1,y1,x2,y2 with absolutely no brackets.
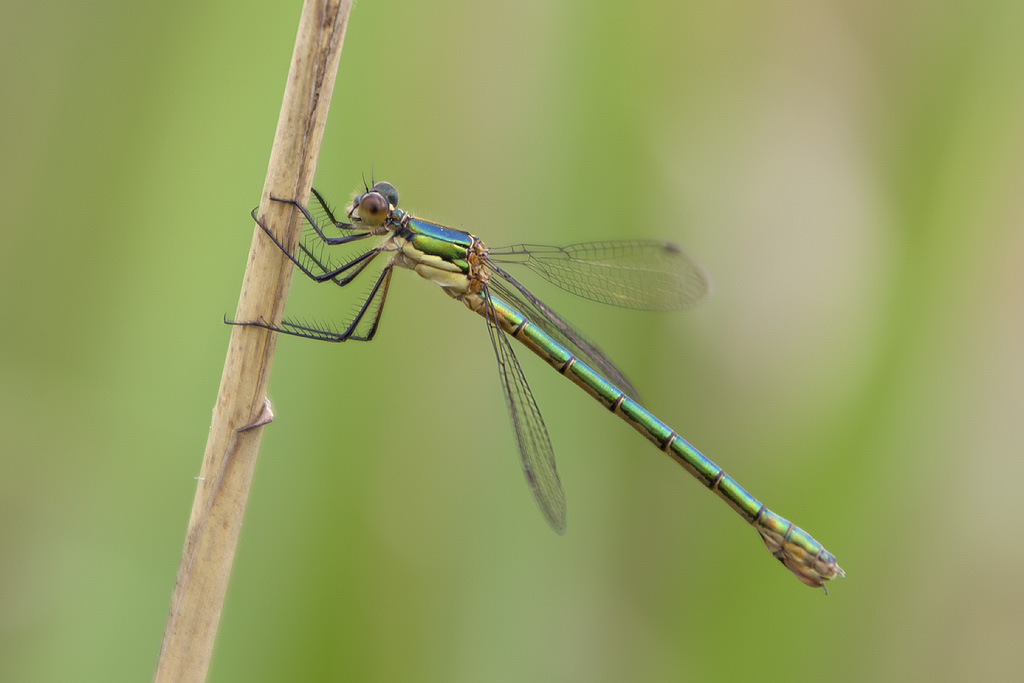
2,1,1022,681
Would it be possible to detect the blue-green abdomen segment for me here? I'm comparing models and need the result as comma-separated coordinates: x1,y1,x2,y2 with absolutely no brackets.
475,292,844,588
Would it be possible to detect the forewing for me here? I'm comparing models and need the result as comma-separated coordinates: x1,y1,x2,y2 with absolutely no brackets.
489,240,711,310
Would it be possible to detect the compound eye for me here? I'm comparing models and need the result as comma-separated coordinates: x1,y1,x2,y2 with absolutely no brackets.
372,181,399,209
356,192,389,227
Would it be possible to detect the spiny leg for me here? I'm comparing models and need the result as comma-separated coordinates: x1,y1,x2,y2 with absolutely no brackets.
228,264,396,342
266,188,369,246
250,206,383,286
234,192,396,342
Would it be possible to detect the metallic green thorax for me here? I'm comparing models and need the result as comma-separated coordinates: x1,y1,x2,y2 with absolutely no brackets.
399,215,475,274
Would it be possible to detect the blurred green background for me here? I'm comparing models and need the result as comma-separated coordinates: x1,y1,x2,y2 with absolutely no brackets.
2,0,1022,681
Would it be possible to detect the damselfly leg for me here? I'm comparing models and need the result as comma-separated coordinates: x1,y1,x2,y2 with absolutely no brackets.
232,195,397,342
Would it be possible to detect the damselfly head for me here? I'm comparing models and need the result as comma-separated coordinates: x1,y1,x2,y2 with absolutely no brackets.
347,181,399,228
347,190,390,227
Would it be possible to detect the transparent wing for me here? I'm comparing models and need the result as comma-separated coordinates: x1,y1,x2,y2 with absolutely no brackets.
488,240,712,310
487,267,639,398
483,289,567,533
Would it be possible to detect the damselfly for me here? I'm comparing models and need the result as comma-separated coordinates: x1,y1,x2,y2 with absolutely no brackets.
233,181,844,590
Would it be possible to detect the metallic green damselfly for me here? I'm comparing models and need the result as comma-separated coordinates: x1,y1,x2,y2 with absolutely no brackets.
236,181,844,590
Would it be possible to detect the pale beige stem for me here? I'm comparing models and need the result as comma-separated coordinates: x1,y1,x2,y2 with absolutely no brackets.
153,2,353,681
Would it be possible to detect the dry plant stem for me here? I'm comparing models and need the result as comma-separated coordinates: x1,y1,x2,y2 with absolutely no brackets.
153,2,353,681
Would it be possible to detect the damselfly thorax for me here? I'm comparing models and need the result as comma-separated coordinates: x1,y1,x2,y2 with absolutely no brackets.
345,185,491,298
